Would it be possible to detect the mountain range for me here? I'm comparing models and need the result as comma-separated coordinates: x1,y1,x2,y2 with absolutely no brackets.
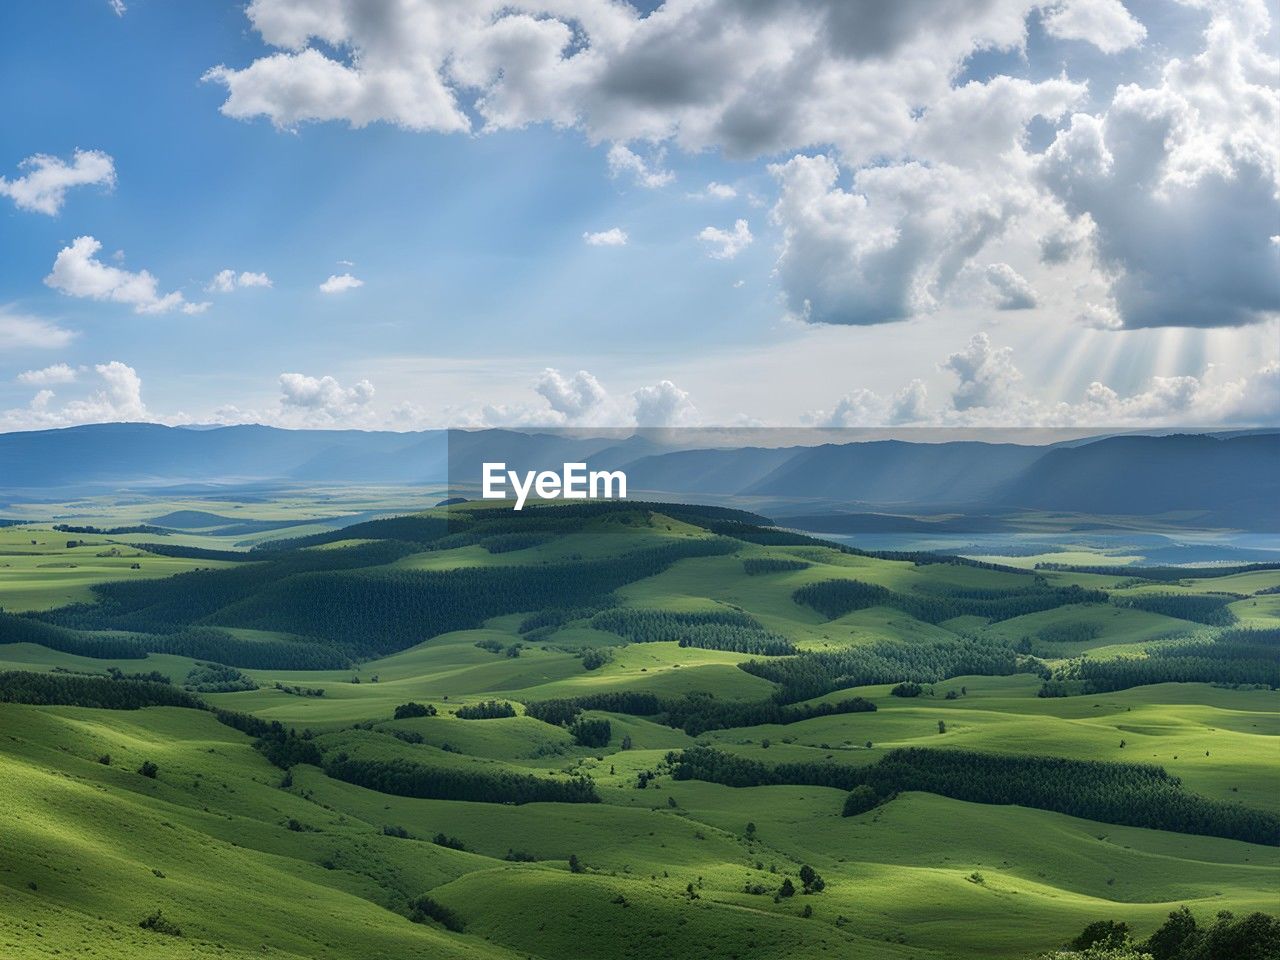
1,422,1275,528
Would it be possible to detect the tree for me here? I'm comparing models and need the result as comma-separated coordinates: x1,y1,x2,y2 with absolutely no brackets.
138,760,159,779
843,785,881,817
432,833,465,851
1072,920,1131,950
407,895,464,933
1144,907,1197,960
569,717,611,748
937,720,947,734
393,702,436,720
568,854,584,874
778,877,795,898
799,865,824,894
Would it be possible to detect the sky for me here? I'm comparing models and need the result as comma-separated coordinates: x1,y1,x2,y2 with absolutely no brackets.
0,0,1277,432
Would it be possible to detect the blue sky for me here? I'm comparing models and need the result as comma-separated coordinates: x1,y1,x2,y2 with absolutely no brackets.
1,0,1276,430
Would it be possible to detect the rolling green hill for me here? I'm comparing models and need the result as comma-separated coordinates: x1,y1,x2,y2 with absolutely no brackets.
2,499,1278,959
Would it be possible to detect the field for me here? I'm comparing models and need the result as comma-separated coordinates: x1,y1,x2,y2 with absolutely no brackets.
1,496,1278,960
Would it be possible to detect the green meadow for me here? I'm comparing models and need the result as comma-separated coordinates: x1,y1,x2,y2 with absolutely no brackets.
1,497,1277,959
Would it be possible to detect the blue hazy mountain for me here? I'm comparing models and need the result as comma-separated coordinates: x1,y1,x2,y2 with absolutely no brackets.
0,423,1274,527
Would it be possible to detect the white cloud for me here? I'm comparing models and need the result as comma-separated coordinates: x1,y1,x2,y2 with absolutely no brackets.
1041,0,1146,54
205,46,471,133
17,363,78,386
475,367,623,427
700,182,737,200
984,262,1038,310
0,149,116,215
583,228,628,247
942,332,1025,412
0,308,76,349
1038,5,1280,327
769,75,1084,325
45,236,208,315
278,372,375,421
205,0,1098,158
606,144,674,188
810,379,930,427
633,380,697,427
809,334,1280,428
319,273,363,294
2,361,146,430
201,0,1275,340
207,269,273,293
698,219,753,260
108,0,126,16
1052,361,1280,426
456,367,697,428
534,368,610,421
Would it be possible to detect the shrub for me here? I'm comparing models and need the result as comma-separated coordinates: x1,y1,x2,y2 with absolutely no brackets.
393,701,436,720
580,648,613,671
138,910,181,936
569,717,611,748
455,700,517,720
842,785,882,817
182,662,258,693
407,895,464,933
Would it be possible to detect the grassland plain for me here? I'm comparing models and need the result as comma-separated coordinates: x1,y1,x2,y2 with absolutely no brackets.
1,498,1277,959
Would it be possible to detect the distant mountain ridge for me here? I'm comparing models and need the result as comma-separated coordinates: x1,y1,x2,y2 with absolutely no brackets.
0,423,1275,526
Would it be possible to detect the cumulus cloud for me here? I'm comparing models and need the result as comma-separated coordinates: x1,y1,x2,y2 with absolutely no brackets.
1041,0,1146,54
207,269,273,293
811,335,1279,428
202,0,1092,158
318,273,363,294
2,361,146,430
44,236,208,315
699,182,737,200
0,308,76,350
769,75,1083,325
17,363,78,386
200,0,1276,340
278,372,374,421
1038,4,1280,327
607,144,674,188
698,219,753,260
942,332,1025,411
583,228,628,247
811,379,931,427
0,149,115,215
633,380,697,427
983,263,1038,310
458,367,697,428
534,368,610,421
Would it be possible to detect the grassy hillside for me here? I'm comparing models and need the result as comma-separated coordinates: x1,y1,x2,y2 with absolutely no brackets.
2,498,1278,959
